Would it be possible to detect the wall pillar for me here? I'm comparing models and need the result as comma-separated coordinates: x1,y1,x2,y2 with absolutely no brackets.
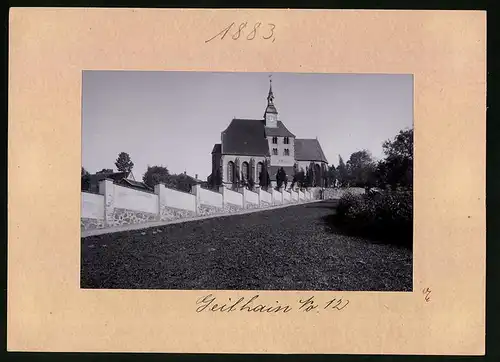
99,179,115,227
219,186,226,209
242,188,247,209
192,184,202,215
257,187,262,207
154,183,166,220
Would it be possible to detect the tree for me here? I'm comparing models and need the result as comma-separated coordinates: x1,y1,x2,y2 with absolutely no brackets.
383,128,413,160
81,167,90,191
325,164,336,187
303,166,314,188
377,128,413,190
170,173,196,193
115,152,134,173
276,167,287,190
96,168,113,174
142,165,172,188
291,168,305,189
259,160,271,190
346,150,376,188
336,156,349,187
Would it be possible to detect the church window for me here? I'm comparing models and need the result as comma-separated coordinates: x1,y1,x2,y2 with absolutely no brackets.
241,162,249,180
227,161,235,182
272,137,278,144
272,148,278,155
284,148,290,156
284,137,289,144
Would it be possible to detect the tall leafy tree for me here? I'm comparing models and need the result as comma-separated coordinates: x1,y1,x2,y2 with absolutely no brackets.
170,173,196,193
346,150,376,187
115,152,134,173
142,165,172,188
377,128,413,189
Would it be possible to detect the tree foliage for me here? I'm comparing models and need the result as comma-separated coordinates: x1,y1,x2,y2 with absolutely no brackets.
142,165,172,188
346,150,376,188
259,160,271,190
291,168,305,189
276,167,287,190
377,128,413,190
81,167,90,191
325,164,336,187
115,152,134,173
142,165,197,193
303,165,314,188
336,156,349,186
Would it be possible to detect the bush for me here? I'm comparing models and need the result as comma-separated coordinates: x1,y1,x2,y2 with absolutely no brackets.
334,190,413,248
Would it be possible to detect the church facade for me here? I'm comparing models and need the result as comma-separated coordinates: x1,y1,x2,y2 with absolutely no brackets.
209,79,329,189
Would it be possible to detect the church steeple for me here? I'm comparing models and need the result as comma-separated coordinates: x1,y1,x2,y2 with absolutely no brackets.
264,75,278,127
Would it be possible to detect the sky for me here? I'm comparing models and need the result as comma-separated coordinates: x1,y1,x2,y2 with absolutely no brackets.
82,71,413,181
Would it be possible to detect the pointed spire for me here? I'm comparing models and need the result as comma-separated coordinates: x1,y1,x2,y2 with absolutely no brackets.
264,74,278,122
267,74,274,104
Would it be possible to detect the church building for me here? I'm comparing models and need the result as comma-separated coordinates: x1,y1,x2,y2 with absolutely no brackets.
209,79,328,189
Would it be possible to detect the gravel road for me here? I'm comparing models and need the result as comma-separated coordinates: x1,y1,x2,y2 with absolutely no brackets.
81,201,412,291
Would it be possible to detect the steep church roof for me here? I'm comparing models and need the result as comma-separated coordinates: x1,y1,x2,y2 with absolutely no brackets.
295,139,328,163
221,118,270,156
264,121,295,137
211,143,221,154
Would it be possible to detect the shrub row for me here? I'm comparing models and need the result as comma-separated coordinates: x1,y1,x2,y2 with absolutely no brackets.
334,190,413,248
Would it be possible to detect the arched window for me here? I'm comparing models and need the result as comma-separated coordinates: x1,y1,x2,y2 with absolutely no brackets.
227,161,235,183
241,161,249,180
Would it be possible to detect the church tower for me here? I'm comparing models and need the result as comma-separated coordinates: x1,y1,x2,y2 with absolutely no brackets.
264,76,278,128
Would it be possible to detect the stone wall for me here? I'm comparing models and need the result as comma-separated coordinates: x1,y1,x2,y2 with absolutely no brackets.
81,217,105,231
111,207,157,227
81,180,323,233
160,205,197,222
198,204,224,217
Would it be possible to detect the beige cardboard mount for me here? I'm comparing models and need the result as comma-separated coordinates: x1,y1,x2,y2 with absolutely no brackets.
8,8,486,354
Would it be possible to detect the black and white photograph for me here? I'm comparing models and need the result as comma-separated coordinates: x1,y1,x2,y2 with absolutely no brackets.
80,71,414,291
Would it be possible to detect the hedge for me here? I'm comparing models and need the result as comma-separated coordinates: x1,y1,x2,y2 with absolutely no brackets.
334,189,413,248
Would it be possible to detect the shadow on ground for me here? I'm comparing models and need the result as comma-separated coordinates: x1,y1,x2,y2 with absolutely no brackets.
319,202,413,250
81,200,412,291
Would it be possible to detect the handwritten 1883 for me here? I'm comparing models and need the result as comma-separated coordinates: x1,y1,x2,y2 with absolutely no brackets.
205,22,276,43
